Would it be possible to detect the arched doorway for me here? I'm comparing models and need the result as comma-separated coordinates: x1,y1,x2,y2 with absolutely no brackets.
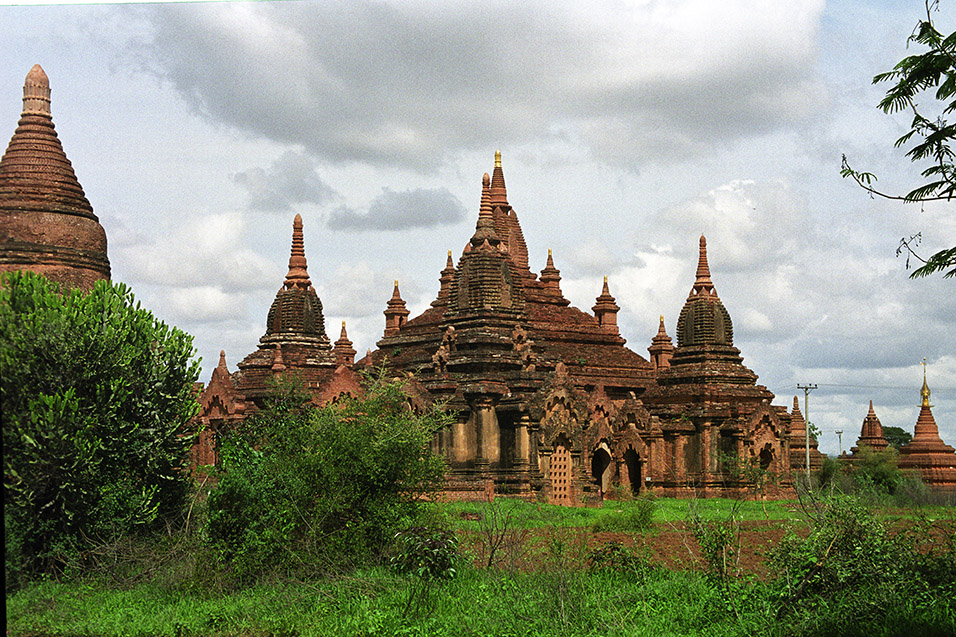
624,448,642,495
550,438,573,506
591,447,612,493
759,445,774,471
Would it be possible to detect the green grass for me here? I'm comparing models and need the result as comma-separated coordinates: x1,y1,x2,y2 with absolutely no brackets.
7,568,774,637
433,496,804,533
8,496,955,636
433,496,956,532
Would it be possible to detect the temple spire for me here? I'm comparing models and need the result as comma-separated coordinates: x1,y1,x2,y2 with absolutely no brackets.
540,248,562,293
921,358,931,407
470,172,500,248
490,149,509,207
384,280,410,337
334,321,356,366
283,214,312,290
592,275,620,333
0,64,110,289
689,235,716,299
647,314,675,369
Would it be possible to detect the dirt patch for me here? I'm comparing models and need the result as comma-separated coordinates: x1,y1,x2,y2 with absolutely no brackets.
460,517,956,579
458,520,798,578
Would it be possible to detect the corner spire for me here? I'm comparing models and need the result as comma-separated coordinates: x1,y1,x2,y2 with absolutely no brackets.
384,280,409,337
283,214,312,290
592,275,620,333
540,248,562,293
334,321,356,366
648,314,674,369
433,249,457,307
689,235,716,299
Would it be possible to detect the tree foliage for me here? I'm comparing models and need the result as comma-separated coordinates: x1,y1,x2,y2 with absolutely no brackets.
882,425,913,450
205,372,450,582
1,272,201,590
841,1,956,278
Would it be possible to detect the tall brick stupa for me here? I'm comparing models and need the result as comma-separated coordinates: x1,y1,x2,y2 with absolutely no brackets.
0,65,110,290
898,367,956,491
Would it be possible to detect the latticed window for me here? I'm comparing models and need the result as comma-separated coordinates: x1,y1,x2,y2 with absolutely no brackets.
551,443,572,505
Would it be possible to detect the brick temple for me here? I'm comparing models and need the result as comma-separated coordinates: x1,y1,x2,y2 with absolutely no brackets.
194,153,803,501
6,66,954,501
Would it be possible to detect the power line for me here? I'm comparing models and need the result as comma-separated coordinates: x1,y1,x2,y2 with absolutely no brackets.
773,382,955,393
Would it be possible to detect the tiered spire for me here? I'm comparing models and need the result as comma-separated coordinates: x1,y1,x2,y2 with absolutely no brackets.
788,395,824,471
540,249,561,293
647,315,675,369
675,235,734,348
334,321,356,366
0,64,110,289
283,214,312,290
489,149,509,207
592,276,620,333
898,366,956,490
261,215,331,346
384,280,410,336
1,65,94,220
432,250,457,307
850,400,889,453
469,172,501,249
689,235,715,299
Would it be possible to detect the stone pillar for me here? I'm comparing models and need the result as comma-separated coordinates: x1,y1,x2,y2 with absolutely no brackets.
515,414,530,470
478,400,500,467
452,414,473,464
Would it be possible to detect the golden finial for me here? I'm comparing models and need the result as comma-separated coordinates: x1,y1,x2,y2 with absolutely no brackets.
548,248,552,256
603,275,608,283
921,357,931,407
660,314,664,323
495,150,502,167
447,249,452,257
342,320,346,328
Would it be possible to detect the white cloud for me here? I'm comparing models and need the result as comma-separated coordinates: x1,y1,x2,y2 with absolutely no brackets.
128,0,826,170
163,286,246,323
118,212,282,291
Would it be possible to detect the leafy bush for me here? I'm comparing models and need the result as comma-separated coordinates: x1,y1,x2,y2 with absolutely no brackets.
592,495,656,533
205,372,450,581
390,526,460,581
1,272,201,591
850,446,905,495
587,540,651,580
689,499,742,584
771,492,956,634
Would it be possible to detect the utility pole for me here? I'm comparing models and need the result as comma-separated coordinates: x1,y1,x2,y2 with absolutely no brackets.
797,383,818,481
835,430,843,455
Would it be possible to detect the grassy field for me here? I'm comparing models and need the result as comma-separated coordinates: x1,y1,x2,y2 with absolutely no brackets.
9,569,779,637
7,496,956,637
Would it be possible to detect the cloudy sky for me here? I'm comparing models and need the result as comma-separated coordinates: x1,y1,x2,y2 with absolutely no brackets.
2,0,953,455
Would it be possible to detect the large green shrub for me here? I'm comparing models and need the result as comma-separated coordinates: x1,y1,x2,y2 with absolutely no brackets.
1,272,201,590
205,372,450,581
771,492,956,634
